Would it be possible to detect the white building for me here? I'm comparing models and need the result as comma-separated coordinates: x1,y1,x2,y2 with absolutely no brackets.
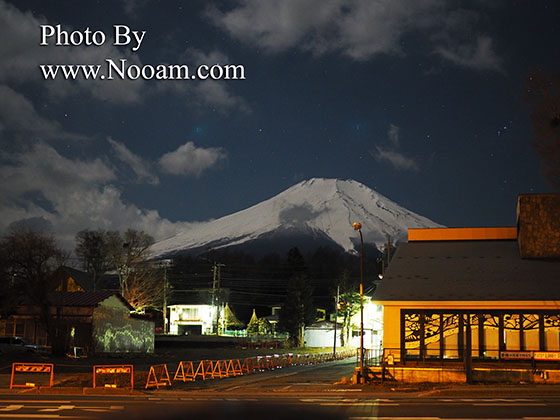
304,300,383,349
348,301,384,350
304,321,342,347
168,304,224,335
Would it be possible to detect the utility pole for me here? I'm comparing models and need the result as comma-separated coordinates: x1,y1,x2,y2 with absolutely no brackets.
160,259,172,334
333,285,339,357
212,262,225,335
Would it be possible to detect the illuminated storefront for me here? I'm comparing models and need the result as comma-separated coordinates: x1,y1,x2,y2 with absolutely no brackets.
401,310,559,361
374,195,560,365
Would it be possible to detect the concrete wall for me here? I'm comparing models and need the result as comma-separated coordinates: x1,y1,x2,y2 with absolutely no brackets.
304,327,341,348
363,366,560,384
92,295,154,353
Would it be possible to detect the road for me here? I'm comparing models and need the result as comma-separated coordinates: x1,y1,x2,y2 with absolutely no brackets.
1,359,560,419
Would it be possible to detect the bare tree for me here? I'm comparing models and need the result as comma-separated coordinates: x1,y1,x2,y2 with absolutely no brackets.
105,229,161,313
525,70,560,190
122,263,164,313
0,229,67,353
75,229,111,291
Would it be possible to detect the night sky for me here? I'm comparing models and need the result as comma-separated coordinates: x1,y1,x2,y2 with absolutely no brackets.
1,0,558,249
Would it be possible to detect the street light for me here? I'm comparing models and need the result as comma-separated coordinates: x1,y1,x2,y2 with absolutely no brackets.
353,222,365,383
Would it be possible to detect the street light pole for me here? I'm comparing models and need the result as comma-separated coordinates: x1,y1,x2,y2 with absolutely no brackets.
353,222,365,383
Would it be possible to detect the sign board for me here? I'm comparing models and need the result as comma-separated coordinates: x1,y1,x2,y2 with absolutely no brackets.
93,364,134,389
15,364,52,373
500,351,533,360
534,351,560,361
10,363,54,389
95,366,131,374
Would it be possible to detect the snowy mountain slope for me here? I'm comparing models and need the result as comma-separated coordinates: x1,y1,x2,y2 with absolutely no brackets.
150,178,444,257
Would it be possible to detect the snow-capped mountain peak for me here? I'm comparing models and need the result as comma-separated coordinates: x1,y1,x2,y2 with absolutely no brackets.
150,178,443,257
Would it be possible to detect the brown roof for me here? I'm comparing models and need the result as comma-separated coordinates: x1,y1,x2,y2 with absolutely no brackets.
46,291,133,310
374,240,560,302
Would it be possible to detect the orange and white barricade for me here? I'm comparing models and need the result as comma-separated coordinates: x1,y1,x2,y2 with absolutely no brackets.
10,363,54,389
93,365,133,389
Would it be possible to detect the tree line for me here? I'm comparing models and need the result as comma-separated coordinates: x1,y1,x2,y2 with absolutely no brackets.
0,226,388,349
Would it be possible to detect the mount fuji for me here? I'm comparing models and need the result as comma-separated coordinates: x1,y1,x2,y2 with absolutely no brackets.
151,178,443,257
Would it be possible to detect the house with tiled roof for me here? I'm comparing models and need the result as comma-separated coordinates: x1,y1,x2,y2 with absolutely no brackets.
1,287,154,355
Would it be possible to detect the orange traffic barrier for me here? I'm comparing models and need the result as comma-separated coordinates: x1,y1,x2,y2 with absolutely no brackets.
241,357,252,374
192,360,207,380
174,361,195,382
93,365,133,389
213,360,228,378
232,359,243,376
265,355,275,370
225,360,234,376
145,364,171,389
203,360,215,379
10,363,54,389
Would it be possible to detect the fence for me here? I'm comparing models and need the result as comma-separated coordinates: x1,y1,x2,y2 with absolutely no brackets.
6,348,356,391
173,349,355,383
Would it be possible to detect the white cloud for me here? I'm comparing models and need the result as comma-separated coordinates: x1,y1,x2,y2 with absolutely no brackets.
371,124,419,171
373,147,419,171
155,48,250,113
0,142,191,249
0,2,250,113
0,0,144,104
388,124,400,147
108,137,159,185
207,0,342,53
208,0,503,70
434,36,502,72
121,0,148,18
159,141,227,177
0,85,85,142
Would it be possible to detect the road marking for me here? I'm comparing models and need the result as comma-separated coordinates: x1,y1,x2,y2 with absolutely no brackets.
40,405,75,412
324,388,363,392
0,405,23,411
350,417,439,420
0,415,88,419
320,402,399,406
0,401,72,404
473,403,547,406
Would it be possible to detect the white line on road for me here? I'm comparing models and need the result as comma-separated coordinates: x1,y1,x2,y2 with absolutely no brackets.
40,405,75,412
0,415,87,419
349,417,440,420
0,405,23,411
473,403,547,406
321,402,399,406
